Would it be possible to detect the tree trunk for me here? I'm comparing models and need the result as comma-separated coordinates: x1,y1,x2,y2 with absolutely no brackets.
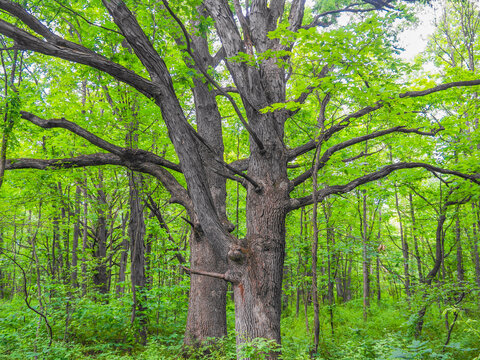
93,171,108,295
232,146,289,357
415,195,449,337
0,229,4,298
129,171,147,344
71,185,81,288
361,191,370,320
81,180,88,296
471,203,480,306
409,193,423,283
116,214,129,296
395,186,410,297
455,214,464,284
183,29,231,344
183,87,229,345
376,208,382,303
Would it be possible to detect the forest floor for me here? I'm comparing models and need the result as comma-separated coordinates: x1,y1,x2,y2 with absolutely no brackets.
1,292,479,359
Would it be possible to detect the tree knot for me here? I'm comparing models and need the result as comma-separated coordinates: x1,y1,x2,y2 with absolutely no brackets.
228,244,249,264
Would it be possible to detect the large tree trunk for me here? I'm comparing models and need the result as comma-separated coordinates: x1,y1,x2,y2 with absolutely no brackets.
231,126,288,357
184,33,230,344
185,233,228,344
129,171,147,344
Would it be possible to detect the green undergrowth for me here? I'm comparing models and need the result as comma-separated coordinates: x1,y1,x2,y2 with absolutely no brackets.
1,295,479,359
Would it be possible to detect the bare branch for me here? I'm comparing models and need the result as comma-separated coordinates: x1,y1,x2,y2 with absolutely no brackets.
181,265,230,281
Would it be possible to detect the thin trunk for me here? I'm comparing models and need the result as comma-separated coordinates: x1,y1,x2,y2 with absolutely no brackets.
116,214,129,295
311,138,323,354
93,171,108,295
361,191,370,320
415,192,450,338
52,212,59,280
71,185,81,287
471,203,480,306
0,229,4,298
455,214,464,284
395,186,410,298
376,208,382,303
296,207,304,318
146,233,153,289
81,179,88,296
323,201,335,335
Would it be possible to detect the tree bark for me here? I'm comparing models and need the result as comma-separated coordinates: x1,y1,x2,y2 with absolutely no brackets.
129,171,147,344
361,190,370,320
1,1,480,355
409,193,423,283
471,203,480,306
183,36,229,344
395,186,410,298
116,214,129,296
71,185,81,288
93,170,109,295
455,214,464,283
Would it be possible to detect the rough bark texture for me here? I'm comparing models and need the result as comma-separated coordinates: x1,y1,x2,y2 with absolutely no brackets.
1,1,480,356
129,171,147,344
184,31,230,345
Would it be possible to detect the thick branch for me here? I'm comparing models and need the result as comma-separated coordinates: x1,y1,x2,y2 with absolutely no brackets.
288,162,480,211
5,154,192,209
0,7,157,97
290,125,443,188
20,111,182,172
288,79,480,161
5,153,123,170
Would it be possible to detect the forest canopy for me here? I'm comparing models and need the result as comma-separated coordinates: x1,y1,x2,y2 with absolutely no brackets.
0,0,480,359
